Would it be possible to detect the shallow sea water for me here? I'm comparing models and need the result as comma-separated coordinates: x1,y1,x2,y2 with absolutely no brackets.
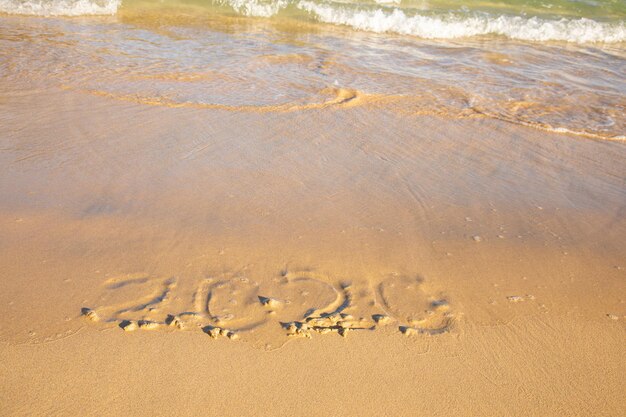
0,0,625,139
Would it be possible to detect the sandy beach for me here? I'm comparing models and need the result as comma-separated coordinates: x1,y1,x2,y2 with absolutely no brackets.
2,83,625,416
1,2,625,416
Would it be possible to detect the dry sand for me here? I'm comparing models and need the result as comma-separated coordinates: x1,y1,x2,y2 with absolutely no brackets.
0,86,625,416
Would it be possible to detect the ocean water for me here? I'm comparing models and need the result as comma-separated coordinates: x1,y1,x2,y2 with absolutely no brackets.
0,0,625,139
2,0,626,40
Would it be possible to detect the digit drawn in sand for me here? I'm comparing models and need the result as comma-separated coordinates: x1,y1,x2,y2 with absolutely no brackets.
258,270,343,322
205,277,268,330
278,278,380,339
377,275,454,335
152,275,270,335
81,273,177,328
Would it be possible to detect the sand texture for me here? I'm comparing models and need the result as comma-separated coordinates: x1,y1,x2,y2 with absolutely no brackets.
1,81,625,416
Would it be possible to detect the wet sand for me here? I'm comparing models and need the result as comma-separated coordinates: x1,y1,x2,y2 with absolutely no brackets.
1,84,625,415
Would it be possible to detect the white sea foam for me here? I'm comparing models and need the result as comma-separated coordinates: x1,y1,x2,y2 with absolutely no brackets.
219,0,288,17
0,0,120,16
542,126,626,142
297,1,626,43
1,0,625,44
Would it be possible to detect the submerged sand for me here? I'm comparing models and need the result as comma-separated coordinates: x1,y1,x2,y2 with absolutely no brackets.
0,83,625,415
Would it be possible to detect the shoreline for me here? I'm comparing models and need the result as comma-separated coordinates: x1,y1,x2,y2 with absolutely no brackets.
1,69,625,415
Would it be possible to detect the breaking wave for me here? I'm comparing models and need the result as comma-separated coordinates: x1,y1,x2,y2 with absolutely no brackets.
0,0,120,16
1,0,625,44
297,1,626,43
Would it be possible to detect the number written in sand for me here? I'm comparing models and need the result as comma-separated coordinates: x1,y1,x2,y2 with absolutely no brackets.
81,271,454,343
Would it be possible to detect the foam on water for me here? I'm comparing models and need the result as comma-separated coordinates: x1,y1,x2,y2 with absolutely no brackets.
1,0,625,44
297,1,626,43
217,0,288,17
0,0,120,15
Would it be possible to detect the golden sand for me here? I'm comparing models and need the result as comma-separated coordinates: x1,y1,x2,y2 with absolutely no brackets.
1,80,625,414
